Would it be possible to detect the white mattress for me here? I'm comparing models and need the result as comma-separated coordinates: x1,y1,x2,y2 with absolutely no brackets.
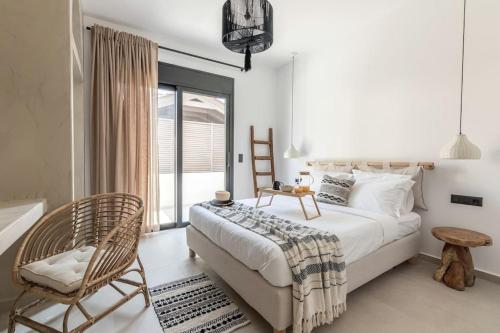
189,196,421,288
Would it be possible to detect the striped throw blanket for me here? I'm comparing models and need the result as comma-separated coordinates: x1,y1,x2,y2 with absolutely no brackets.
197,202,347,333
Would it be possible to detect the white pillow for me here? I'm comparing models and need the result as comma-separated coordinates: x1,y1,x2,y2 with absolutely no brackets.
401,189,415,215
354,170,416,214
349,170,415,217
357,166,427,210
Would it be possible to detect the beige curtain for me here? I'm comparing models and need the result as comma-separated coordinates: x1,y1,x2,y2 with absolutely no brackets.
90,25,160,234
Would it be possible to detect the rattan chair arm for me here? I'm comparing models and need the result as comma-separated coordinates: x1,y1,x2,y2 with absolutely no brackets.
12,200,78,283
78,206,144,295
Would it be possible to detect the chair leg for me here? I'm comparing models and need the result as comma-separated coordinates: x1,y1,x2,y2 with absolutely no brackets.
63,304,75,333
8,307,16,333
10,272,148,333
8,319,15,333
8,291,27,333
8,315,16,333
137,255,150,307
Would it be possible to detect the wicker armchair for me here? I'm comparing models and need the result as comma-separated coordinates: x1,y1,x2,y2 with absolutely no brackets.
9,193,149,333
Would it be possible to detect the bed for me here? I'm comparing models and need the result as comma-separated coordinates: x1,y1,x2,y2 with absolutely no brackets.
186,161,432,333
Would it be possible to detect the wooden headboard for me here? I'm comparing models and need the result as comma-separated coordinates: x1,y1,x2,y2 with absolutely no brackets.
305,160,435,170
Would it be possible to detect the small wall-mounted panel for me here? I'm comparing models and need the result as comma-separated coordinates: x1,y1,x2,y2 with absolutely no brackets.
451,194,483,207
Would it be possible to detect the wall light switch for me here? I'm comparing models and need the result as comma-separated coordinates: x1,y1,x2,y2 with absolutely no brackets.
451,194,483,207
238,154,243,163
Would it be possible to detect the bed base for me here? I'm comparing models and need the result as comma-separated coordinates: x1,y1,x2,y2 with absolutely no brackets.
186,225,421,332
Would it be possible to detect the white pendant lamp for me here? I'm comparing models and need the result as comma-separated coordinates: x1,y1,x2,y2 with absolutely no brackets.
284,53,301,159
440,0,481,160
284,143,301,159
440,134,481,159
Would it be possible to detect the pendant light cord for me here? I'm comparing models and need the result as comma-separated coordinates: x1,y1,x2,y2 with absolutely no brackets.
459,0,467,135
291,54,295,144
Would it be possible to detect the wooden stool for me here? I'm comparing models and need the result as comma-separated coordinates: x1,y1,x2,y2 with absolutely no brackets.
432,227,492,291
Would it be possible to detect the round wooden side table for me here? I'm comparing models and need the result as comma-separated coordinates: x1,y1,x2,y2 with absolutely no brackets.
432,227,492,291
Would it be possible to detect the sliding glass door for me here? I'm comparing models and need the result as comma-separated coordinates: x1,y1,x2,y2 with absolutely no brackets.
158,63,234,228
181,91,227,221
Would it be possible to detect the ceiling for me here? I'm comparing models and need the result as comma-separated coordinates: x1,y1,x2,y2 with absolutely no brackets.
82,0,407,68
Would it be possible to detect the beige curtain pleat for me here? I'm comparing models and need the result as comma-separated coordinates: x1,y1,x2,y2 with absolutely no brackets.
91,25,160,233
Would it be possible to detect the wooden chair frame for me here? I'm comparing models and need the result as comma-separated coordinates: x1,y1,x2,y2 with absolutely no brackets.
8,193,149,333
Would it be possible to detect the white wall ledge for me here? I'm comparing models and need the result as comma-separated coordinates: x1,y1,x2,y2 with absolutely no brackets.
0,199,46,256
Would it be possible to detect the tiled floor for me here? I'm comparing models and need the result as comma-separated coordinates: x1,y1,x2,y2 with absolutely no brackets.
2,228,500,333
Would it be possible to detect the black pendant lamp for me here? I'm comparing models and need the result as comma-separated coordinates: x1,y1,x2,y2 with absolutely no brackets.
222,0,273,72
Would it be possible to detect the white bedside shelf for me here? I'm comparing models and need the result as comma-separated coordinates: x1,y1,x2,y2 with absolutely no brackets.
0,199,46,256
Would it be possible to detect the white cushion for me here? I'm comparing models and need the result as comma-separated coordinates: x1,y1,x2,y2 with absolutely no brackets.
401,189,415,216
316,174,356,206
20,246,96,294
355,169,416,215
357,166,427,210
349,171,415,217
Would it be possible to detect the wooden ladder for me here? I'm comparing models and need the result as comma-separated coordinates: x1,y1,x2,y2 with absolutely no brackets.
250,126,276,197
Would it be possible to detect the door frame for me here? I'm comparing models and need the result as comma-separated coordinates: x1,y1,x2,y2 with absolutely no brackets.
158,62,234,228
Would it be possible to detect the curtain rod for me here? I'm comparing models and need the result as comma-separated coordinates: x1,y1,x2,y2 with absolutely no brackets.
85,26,244,71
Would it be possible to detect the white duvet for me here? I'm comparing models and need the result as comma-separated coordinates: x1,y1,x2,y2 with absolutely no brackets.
189,195,420,288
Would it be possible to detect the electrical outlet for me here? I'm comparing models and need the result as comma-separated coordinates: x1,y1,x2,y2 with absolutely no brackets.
451,194,483,207
238,154,243,163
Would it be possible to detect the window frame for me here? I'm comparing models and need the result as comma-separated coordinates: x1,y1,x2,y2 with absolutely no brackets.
158,62,234,229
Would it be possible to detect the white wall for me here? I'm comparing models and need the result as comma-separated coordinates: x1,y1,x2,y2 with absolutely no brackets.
83,16,277,200
0,1,73,209
275,0,500,276
0,0,77,307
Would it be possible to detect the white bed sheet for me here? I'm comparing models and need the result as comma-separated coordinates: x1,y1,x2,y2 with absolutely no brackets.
189,196,421,288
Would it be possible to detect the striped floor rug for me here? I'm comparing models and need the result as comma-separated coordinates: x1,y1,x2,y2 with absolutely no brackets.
149,273,250,333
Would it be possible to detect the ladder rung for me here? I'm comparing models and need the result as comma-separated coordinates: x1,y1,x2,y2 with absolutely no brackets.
253,140,270,145
254,156,272,160
256,172,273,176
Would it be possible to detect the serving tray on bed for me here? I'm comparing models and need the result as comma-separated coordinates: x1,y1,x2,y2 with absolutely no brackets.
256,188,321,221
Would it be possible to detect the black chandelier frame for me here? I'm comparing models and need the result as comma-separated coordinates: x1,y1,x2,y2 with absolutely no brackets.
222,0,274,71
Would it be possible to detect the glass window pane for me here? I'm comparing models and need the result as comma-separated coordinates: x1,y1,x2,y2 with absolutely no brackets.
181,92,227,220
